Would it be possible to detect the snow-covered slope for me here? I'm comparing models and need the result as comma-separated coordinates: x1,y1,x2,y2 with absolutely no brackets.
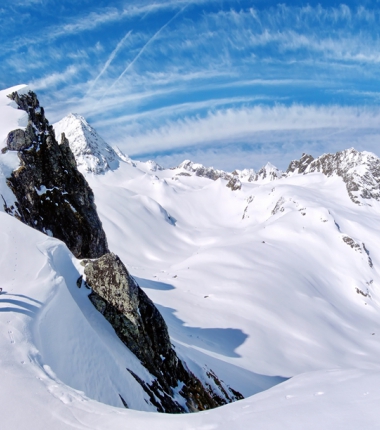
3,88,380,428
86,153,380,378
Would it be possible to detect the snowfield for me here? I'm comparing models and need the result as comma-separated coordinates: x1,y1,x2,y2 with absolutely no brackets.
1,87,380,428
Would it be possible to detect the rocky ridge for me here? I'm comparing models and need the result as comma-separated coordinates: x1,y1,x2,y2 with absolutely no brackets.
286,149,380,205
3,91,109,258
176,160,282,189
178,149,380,203
176,150,380,204
177,160,231,181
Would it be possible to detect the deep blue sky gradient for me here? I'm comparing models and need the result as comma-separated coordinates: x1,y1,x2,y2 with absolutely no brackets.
1,0,380,170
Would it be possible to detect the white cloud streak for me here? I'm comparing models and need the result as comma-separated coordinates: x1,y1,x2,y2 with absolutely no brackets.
107,104,380,156
86,30,132,95
3,0,208,53
95,95,281,127
109,4,188,90
30,65,79,90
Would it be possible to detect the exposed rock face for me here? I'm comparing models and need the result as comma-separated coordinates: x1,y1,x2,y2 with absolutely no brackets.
286,149,380,205
286,153,315,175
84,253,243,413
4,90,109,258
6,128,32,151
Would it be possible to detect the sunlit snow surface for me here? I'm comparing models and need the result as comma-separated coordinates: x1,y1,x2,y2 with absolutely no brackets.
1,91,380,428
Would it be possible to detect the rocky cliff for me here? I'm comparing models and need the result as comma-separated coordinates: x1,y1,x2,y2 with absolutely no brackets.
3,90,109,258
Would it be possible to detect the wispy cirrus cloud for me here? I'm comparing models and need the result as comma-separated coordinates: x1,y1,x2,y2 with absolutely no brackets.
30,65,82,90
1,0,209,53
106,103,380,169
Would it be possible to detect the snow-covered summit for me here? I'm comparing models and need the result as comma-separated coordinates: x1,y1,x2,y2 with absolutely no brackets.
254,162,283,183
176,160,231,180
54,113,119,174
231,168,256,182
287,148,380,205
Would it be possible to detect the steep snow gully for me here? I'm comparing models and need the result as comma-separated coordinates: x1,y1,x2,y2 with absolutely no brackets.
2,86,380,428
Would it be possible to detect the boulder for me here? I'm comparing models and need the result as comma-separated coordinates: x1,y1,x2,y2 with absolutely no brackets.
84,253,243,413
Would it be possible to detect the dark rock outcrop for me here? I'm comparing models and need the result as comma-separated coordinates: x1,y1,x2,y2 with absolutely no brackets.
4,90,109,258
226,175,242,191
84,253,243,413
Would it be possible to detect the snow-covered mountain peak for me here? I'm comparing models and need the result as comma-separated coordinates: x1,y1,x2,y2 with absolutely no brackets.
287,148,380,205
54,113,119,174
144,159,164,172
231,168,256,183
176,159,230,180
254,162,283,183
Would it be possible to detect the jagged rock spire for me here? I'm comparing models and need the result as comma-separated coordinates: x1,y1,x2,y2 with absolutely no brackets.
4,90,109,258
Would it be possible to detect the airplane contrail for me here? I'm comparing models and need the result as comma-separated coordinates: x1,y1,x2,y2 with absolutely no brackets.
109,5,188,91
86,30,132,95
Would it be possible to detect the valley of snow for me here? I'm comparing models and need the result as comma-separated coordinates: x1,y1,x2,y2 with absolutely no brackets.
2,85,380,428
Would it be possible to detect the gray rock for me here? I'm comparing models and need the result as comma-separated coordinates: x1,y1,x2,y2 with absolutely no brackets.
6,129,32,151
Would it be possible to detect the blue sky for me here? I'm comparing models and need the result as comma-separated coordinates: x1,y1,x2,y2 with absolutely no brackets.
1,0,380,170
